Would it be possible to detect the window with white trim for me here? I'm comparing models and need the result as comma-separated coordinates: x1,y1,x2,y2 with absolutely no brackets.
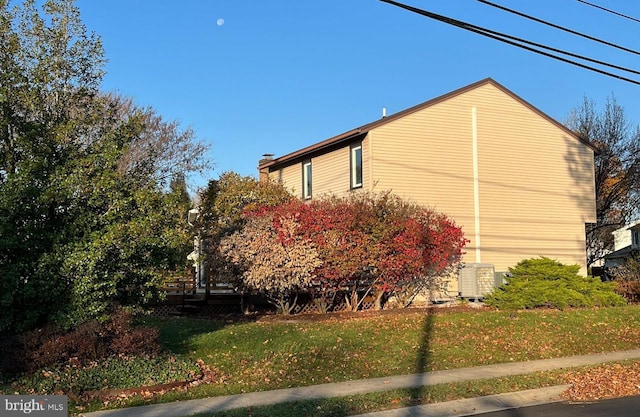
350,143,362,189
302,160,312,199
633,230,640,247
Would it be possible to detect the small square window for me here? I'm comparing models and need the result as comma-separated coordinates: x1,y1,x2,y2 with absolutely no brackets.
351,144,362,189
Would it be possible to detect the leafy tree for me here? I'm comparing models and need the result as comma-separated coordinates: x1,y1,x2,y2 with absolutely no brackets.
377,208,468,308
485,257,626,310
197,172,293,287
54,142,195,327
169,172,192,211
0,0,106,332
198,171,293,233
109,95,209,187
566,97,640,267
0,0,207,332
286,193,467,311
294,196,376,309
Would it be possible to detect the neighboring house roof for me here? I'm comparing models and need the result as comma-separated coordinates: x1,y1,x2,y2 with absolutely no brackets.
605,245,638,261
606,220,640,262
259,78,598,171
612,219,640,234
611,219,640,251
628,220,640,231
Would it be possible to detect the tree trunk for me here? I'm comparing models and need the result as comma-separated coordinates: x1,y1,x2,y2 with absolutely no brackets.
373,290,385,310
345,288,359,312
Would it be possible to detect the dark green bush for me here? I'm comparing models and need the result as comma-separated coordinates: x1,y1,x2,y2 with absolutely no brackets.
485,257,626,310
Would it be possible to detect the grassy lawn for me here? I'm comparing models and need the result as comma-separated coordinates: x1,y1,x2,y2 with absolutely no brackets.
184,360,640,417
122,306,640,404
5,305,640,414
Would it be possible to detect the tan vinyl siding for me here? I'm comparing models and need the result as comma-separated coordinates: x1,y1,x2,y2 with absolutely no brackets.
311,137,371,198
474,85,595,272
369,91,477,250
270,164,302,197
271,137,371,200
312,147,351,198
361,137,371,192
370,83,595,273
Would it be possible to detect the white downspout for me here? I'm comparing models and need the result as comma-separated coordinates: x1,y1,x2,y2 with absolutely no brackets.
472,107,481,263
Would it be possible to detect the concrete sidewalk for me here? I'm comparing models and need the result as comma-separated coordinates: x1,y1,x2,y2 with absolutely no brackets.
81,349,640,417
350,385,571,417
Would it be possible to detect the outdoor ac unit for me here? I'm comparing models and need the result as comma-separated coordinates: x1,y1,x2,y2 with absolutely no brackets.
494,271,510,287
458,263,495,299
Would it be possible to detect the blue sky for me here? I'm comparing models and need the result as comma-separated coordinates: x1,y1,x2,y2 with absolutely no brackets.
75,0,640,189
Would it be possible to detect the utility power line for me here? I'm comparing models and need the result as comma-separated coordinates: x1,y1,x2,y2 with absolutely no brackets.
577,0,640,24
379,0,640,86
479,0,640,56
432,9,640,76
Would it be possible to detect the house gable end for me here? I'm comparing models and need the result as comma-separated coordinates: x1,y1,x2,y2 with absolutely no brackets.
259,78,596,173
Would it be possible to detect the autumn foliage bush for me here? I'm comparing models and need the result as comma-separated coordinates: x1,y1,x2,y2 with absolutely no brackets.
610,255,640,303
216,192,467,313
485,257,626,310
218,214,322,314
0,309,161,376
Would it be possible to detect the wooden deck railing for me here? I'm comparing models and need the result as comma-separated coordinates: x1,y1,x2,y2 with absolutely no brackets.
160,270,241,311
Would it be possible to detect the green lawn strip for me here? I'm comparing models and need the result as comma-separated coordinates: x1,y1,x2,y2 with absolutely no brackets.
10,355,200,396
182,365,587,417
186,359,640,417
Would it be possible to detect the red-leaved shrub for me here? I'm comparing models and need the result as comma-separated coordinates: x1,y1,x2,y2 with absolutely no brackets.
0,309,161,375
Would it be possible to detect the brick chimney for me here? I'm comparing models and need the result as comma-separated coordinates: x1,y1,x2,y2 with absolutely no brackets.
258,153,274,182
258,153,274,166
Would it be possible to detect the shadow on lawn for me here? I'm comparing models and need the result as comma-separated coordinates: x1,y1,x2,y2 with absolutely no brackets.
397,306,435,415
396,306,525,417
141,315,245,355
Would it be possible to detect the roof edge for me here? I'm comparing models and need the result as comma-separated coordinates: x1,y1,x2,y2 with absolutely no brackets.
485,79,599,153
259,78,598,170
259,128,363,170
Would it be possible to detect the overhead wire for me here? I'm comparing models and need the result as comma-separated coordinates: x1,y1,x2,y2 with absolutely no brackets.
378,0,640,86
408,8,640,77
576,0,640,24
478,0,640,56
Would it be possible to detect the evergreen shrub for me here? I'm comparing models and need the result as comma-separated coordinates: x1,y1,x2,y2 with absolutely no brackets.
485,257,626,310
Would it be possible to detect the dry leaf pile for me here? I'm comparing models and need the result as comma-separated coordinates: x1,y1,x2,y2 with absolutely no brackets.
563,361,640,401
